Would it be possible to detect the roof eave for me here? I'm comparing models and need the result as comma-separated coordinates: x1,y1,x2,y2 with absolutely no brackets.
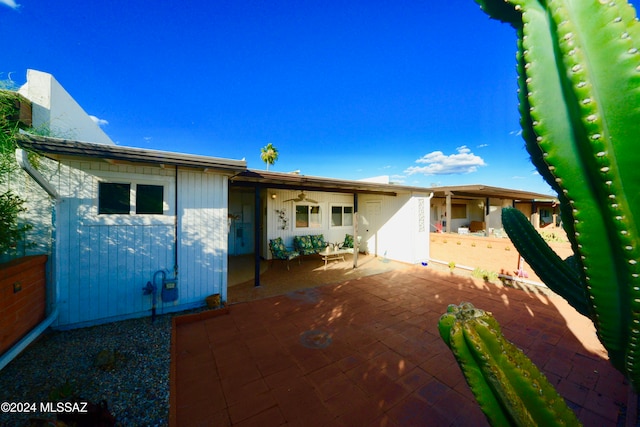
16,133,247,173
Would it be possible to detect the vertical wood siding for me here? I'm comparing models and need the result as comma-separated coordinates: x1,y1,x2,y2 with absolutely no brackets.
51,160,228,328
177,170,228,305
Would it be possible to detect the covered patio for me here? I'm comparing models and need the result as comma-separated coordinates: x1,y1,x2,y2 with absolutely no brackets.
171,264,632,426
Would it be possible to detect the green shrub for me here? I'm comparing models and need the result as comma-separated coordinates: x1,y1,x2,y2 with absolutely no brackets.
472,268,498,282
0,191,31,254
0,87,32,255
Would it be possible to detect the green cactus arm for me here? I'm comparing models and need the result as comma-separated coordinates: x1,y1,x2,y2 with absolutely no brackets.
502,207,590,317
438,304,515,426
439,303,581,427
528,2,640,365
547,0,640,381
475,0,640,381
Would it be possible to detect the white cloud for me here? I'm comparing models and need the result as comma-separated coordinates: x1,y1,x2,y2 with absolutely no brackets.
405,145,487,176
89,115,109,127
0,0,20,9
477,144,489,148
390,174,406,184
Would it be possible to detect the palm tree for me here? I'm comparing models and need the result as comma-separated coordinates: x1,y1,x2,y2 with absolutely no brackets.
260,143,279,171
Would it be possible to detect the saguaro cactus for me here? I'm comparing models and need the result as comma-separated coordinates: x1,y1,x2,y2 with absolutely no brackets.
438,303,580,426
474,0,640,388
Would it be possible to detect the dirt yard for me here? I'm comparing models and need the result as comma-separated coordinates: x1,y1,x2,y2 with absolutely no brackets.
429,232,573,283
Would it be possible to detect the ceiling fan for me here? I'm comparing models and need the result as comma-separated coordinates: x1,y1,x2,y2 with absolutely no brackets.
284,191,318,204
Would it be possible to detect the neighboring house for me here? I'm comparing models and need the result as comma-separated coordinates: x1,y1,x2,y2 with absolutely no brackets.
18,69,115,145
1,70,116,263
428,185,556,235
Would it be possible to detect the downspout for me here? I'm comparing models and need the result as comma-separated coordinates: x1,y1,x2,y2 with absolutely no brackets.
1,149,59,371
353,193,359,268
425,192,434,264
174,166,179,277
445,191,452,233
254,185,261,287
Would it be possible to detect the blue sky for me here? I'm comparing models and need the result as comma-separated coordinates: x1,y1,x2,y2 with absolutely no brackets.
4,0,639,195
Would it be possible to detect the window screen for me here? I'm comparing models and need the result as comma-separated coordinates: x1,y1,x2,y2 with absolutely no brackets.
296,205,322,228
136,184,164,214
331,206,342,226
296,205,309,227
331,206,353,227
98,182,130,214
309,206,321,228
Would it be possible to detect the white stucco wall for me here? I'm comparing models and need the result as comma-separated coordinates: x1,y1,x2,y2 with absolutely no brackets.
18,70,115,145
358,192,431,264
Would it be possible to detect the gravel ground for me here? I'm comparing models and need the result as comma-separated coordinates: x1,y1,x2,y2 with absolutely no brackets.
0,312,175,427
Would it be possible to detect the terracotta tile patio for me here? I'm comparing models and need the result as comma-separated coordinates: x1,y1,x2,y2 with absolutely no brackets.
171,265,632,426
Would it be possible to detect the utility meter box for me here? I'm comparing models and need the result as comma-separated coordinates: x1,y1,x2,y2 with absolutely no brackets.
161,278,178,302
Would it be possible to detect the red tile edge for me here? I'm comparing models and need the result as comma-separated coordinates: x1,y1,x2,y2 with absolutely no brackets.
169,306,230,427
169,315,177,427
174,306,231,325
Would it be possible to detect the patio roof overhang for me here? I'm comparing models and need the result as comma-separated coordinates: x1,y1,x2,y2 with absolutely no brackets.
428,184,556,203
16,133,247,174
230,169,435,197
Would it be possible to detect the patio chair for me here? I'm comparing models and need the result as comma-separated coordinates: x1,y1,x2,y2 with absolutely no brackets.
269,237,301,270
338,234,359,253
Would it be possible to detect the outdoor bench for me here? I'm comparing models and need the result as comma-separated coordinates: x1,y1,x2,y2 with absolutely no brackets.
293,234,327,255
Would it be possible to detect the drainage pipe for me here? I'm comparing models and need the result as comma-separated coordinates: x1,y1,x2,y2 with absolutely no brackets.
15,148,58,198
0,149,60,371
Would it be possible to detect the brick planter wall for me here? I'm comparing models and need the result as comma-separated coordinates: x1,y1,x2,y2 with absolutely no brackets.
429,233,572,283
0,255,48,355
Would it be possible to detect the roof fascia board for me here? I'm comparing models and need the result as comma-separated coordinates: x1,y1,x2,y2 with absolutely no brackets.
16,133,246,173
230,179,398,196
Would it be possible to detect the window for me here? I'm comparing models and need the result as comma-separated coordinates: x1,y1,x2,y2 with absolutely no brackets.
296,205,321,228
136,184,164,214
98,182,164,215
98,182,130,214
331,205,353,227
451,203,467,219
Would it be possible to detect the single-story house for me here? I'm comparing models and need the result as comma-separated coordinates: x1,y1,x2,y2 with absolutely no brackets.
5,69,554,333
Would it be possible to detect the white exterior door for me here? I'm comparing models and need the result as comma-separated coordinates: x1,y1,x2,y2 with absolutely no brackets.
363,201,381,256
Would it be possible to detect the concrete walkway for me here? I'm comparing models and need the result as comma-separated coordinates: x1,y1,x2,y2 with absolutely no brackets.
171,266,630,426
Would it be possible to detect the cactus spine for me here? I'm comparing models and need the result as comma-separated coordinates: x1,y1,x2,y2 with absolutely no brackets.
474,0,640,388
438,303,581,426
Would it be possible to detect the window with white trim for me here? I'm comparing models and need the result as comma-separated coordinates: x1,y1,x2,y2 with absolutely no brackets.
331,205,353,227
98,182,165,215
296,205,322,228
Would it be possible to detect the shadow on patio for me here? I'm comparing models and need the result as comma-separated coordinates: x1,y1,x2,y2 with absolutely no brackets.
172,265,631,426
227,253,412,304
